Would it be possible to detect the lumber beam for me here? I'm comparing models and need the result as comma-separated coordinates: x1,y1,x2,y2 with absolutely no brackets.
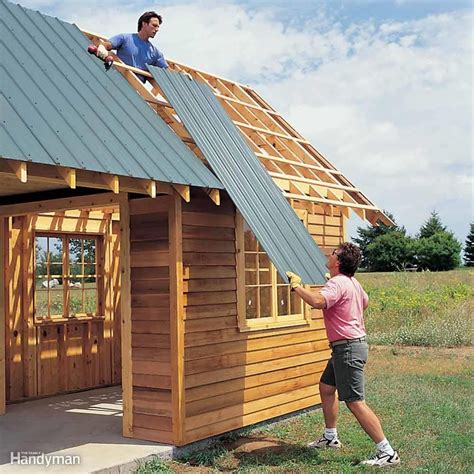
8,160,27,183
173,184,190,202
282,192,381,211
103,175,120,194
145,180,156,198
0,192,121,217
118,193,133,437
206,189,220,205
0,218,5,415
57,167,76,189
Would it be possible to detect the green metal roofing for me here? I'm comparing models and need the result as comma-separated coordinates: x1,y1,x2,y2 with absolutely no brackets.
150,67,328,285
0,0,222,189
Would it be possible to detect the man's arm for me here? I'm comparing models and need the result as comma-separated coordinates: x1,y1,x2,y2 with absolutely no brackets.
286,271,327,309
294,285,327,309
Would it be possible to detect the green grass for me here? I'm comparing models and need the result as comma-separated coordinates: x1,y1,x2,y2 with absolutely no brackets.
135,270,473,473
144,347,473,473
359,270,473,347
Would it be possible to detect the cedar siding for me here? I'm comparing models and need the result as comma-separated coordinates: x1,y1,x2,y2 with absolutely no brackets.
129,196,173,444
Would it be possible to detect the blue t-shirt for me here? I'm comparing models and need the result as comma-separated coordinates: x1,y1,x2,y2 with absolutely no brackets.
108,33,168,81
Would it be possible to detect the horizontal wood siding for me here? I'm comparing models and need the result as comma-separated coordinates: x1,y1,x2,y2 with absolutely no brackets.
181,194,330,445
130,197,172,444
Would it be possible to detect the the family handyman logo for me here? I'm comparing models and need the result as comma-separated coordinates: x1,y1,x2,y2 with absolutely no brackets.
10,451,81,467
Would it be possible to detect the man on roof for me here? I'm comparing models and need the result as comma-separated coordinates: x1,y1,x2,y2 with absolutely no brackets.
96,11,168,82
286,243,400,468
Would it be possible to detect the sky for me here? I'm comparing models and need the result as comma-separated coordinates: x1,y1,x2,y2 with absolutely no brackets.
18,0,473,244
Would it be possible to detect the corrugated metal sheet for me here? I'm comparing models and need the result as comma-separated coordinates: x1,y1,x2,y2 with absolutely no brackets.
0,0,222,189
150,67,328,284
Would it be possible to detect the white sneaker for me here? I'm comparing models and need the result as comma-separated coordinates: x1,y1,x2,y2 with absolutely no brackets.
308,435,342,449
360,450,400,467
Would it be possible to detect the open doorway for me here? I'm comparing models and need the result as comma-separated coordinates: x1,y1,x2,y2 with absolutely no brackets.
4,207,121,403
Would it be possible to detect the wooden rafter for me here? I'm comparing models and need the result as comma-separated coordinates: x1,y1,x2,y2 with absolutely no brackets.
81,29,393,226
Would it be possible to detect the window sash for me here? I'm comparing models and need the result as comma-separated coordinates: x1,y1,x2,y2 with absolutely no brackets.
34,233,102,321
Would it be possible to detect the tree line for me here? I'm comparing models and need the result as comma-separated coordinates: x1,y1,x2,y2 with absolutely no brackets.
352,211,473,272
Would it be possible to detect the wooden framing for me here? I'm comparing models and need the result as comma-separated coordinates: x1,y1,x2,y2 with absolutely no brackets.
0,23,389,444
2,197,122,405
0,218,5,415
82,29,392,227
119,193,133,437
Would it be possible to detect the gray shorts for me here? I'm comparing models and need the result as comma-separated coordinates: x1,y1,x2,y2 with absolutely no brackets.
320,340,368,402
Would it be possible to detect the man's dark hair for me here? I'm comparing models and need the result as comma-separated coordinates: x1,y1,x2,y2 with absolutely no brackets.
337,242,362,277
137,11,163,31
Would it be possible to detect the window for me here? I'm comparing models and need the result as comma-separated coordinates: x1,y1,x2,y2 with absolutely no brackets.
34,234,102,321
236,212,309,331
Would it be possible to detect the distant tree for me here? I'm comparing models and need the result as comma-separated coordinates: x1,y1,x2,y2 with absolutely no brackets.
365,231,415,272
353,211,404,268
418,211,447,239
463,223,474,266
415,231,461,271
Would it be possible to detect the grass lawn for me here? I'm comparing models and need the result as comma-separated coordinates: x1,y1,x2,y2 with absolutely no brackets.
138,346,473,473
136,270,473,473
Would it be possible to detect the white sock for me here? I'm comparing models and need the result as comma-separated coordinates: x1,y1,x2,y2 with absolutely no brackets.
324,427,338,440
376,438,395,456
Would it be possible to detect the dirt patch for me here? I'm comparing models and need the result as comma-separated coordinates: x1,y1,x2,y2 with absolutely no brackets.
225,436,288,455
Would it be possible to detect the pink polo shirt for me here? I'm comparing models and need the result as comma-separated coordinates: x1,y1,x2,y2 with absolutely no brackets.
320,274,368,343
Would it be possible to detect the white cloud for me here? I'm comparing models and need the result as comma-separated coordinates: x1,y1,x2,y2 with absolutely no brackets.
17,0,474,242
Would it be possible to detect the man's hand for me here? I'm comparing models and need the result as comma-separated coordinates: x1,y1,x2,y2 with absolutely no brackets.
96,44,109,60
286,271,302,290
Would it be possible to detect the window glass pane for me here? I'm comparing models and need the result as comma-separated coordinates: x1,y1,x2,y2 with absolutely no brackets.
245,287,258,319
276,272,287,285
48,237,62,264
69,238,82,265
259,286,272,318
290,291,303,315
258,253,271,284
49,289,64,317
243,222,257,251
69,288,83,315
277,286,290,316
83,239,96,263
245,253,257,271
35,236,48,277
35,282,48,318
245,270,257,286
84,281,97,315
84,264,96,282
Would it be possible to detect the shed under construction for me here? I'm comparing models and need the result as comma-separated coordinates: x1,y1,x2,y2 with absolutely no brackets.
0,0,391,447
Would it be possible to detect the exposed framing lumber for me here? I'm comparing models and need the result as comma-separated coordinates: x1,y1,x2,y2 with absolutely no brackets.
118,193,133,437
0,159,175,198
169,192,185,445
0,218,5,415
8,161,27,183
81,29,391,227
0,192,121,217
172,184,191,203
57,167,76,189
206,189,220,206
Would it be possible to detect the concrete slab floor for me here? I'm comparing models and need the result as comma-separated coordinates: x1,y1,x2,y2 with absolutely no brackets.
0,386,174,473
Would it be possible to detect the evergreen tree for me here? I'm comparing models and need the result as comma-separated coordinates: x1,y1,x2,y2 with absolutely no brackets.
418,211,446,238
353,211,404,268
365,231,416,272
463,223,474,266
415,231,461,271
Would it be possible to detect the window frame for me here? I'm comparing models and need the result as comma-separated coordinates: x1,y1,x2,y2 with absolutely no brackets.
33,232,104,323
235,210,311,332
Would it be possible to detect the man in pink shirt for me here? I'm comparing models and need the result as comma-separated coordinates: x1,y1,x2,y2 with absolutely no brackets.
287,242,400,467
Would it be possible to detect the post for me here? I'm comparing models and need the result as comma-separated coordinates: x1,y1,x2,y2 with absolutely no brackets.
119,194,133,437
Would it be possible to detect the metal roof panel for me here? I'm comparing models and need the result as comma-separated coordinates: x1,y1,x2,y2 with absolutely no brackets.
150,67,328,284
0,0,222,189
